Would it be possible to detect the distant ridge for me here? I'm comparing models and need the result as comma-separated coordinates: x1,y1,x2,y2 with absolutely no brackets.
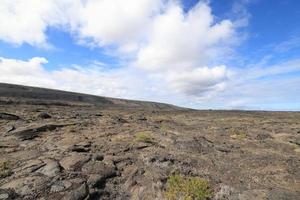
0,82,184,110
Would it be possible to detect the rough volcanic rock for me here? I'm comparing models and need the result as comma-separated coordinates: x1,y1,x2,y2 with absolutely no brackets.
82,161,117,187
60,153,90,171
0,113,19,120
69,141,91,153
63,183,88,200
256,133,272,140
39,160,61,177
37,112,52,119
0,189,17,200
11,123,70,140
0,91,300,199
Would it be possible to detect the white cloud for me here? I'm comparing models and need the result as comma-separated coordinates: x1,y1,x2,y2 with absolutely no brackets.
0,0,68,47
271,36,300,53
197,59,300,110
0,56,176,102
0,0,238,98
1,56,300,110
0,57,54,85
134,1,234,95
0,56,229,107
135,2,234,71
75,0,163,49
0,0,162,49
6,0,297,110
0,56,133,98
166,66,228,95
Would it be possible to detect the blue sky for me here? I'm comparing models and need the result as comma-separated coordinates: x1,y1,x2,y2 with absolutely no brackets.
0,0,299,110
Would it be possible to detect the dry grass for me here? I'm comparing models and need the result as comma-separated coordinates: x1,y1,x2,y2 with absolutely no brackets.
165,174,212,200
134,131,155,144
0,160,13,178
229,128,247,140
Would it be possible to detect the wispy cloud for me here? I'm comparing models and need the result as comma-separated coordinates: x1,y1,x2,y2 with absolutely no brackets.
272,36,300,53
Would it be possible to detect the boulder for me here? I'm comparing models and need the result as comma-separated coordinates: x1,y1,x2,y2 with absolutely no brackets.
0,113,19,120
4,125,15,133
39,160,61,177
63,183,88,200
12,123,67,140
214,184,235,200
50,181,72,193
37,112,52,119
1,176,50,197
256,133,272,140
0,189,17,200
60,154,90,171
69,141,91,153
87,174,106,188
82,161,116,188
81,161,116,176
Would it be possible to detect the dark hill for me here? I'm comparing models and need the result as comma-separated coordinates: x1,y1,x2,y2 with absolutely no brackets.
0,83,182,110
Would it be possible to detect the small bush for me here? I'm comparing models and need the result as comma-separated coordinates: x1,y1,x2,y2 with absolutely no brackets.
230,132,247,139
160,124,169,132
229,128,247,140
0,161,13,178
165,174,212,200
134,132,155,144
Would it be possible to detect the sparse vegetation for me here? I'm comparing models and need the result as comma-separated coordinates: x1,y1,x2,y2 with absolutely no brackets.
164,174,212,200
0,160,13,178
1,83,299,199
229,128,247,140
134,131,155,144
160,124,169,133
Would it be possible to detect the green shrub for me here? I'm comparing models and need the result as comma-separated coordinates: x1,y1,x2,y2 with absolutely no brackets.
230,129,247,140
230,132,247,139
0,161,13,178
165,174,212,200
160,124,169,132
134,132,155,144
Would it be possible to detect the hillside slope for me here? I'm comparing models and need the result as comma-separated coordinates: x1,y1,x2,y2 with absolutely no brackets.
0,83,182,110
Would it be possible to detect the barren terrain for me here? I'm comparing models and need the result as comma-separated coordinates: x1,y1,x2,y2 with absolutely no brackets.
0,84,299,200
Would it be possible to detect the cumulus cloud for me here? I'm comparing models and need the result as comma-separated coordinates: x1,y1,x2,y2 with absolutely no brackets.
135,2,233,71
0,56,178,102
0,0,69,47
0,0,162,49
75,0,163,49
166,66,228,95
198,59,300,110
3,0,275,108
133,1,234,95
0,57,54,85
0,0,238,97
1,56,300,110
0,56,137,98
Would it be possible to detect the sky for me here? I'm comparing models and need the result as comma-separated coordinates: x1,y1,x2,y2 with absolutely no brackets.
0,0,299,110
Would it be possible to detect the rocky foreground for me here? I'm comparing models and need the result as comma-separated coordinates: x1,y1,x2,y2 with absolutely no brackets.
1,105,300,200
0,85,299,200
